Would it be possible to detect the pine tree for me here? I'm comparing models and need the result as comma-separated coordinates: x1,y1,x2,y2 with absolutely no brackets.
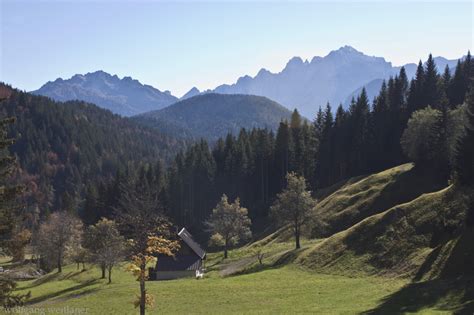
423,54,440,108
290,109,304,175
310,107,324,188
315,103,334,187
0,91,29,309
0,117,19,245
274,121,293,190
449,59,467,106
333,104,349,180
430,100,450,179
350,89,371,175
408,60,426,112
454,87,474,186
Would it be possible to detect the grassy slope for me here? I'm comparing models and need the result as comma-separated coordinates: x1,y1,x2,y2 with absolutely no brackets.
313,163,445,237
300,185,473,279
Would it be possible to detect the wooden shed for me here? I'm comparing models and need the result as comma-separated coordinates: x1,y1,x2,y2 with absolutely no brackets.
149,228,206,280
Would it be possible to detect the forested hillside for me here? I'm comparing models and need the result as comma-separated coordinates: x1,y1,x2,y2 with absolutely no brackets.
92,53,473,239
0,84,186,228
134,93,293,141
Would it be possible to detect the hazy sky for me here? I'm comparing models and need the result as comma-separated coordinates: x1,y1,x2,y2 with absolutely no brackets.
1,1,472,97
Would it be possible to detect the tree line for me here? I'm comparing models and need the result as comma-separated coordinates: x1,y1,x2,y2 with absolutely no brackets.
83,52,473,238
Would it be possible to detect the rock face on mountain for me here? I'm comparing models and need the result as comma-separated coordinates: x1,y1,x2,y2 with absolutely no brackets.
135,93,293,141
213,46,459,117
32,71,178,116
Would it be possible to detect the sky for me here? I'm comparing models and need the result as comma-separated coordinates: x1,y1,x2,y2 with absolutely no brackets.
0,1,472,97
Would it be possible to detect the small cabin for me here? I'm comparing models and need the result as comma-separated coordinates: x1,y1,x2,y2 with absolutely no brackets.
149,228,206,280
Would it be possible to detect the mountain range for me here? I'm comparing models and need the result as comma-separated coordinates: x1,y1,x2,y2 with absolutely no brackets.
211,46,459,117
32,70,178,116
32,46,461,118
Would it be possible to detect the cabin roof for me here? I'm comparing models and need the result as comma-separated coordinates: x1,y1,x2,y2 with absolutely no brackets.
178,227,206,259
155,255,202,271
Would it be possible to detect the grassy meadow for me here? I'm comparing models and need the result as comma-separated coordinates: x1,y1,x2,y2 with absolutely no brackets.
3,240,471,315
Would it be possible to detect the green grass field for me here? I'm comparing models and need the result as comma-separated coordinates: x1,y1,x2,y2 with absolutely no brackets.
7,263,402,314
2,245,469,315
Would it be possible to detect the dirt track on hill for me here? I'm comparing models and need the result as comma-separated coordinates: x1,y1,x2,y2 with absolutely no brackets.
219,256,255,276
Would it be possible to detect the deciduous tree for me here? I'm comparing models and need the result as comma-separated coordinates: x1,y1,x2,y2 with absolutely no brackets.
270,173,316,249
36,211,83,272
205,194,252,259
115,180,179,315
84,218,126,283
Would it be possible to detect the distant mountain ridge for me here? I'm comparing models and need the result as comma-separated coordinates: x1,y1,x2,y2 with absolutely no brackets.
33,47,462,118
32,70,178,116
134,93,293,141
212,46,461,117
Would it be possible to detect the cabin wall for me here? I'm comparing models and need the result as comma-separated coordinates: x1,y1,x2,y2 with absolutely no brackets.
155,270,196,280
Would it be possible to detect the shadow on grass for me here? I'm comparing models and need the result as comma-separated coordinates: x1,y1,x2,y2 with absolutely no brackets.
22,270,86,290
25,279,100,305
324,166,445,238
362,277,474,315
227,248,305,277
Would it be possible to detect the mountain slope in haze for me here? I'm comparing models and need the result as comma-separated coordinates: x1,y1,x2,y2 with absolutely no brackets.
1,83,185,214
32,71,178,116
180,87,201,100
135,93,293,140
213,46,460,117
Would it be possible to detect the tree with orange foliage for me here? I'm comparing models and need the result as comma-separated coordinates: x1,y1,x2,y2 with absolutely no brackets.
115,179,179,315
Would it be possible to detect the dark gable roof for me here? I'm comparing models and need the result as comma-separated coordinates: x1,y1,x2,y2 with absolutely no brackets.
178,228,206,259
155,255,202,271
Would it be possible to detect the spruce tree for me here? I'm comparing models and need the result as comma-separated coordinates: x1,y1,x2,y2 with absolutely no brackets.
408,60,426,112
449,59,466,106
0,92,29,309
315,104,334,187
0,118,18,245
350,89,371,175
274,121,293,190
423,54,440,108
310,107,324,188
430,100,450,179
454,87,474,186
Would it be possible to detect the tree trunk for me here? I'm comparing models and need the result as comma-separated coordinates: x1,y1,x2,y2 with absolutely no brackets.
140,260,146,315
57,253,62,273
295,225,300,249
108,266,112,284
82,262,85,271
101,264,106,279
224,238,228,259
77,262,80,270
